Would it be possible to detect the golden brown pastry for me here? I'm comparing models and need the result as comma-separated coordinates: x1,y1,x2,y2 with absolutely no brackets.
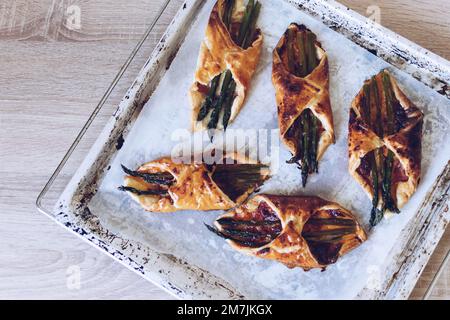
272,23,335,187
349,69,423,226
207,194,367,270
190,0,263,134
120,153,269,213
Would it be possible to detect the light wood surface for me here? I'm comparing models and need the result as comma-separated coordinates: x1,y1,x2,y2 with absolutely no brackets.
0,0,448,299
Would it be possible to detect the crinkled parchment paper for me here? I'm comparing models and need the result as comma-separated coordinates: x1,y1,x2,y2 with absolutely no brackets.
89,0,450,299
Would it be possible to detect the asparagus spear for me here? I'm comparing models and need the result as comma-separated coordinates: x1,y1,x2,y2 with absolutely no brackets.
301,110,310,187
207,217,280,238
305,32,319,174
303,234,353,243
311,114,318,173
204,223,272,248
370,78,385,184
305,31,318,74
381,72,400,213
286,28,308,174
197,75,220,121
371,77,384,137
207,1,261,132
222,1,261,129
303,227,356,239
357,74,400,225
223,0,235,29
237,0,255,46
219,227,273,239
212,164,268,184
216,219,281,243
302,224,357,243
286,118,303,164
306,218,356,227
207,0,236,130
370,76,398,222
207,70,233,130
212,163,268,202
118,186,169,196
370,81,384,164
121,165,174,186
288,31,319,184
287,28,298,75
382,73,395,132
296,31,307,77
362,83,383,226
222,81,237,130
242,1,261,49
296,31,319,186
199,0,235,129
209,209,282,246
217,217,281,227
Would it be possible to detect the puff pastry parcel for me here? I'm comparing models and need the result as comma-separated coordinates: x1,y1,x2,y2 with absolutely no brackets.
190,0,263,134
120,153,269,213
272,23,335,187
349,70,423,226
207,194,367,270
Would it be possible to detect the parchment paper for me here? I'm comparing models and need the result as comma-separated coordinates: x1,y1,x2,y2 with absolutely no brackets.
89,0,450,299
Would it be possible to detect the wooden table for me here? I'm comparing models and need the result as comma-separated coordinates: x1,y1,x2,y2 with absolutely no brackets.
0,0,448,299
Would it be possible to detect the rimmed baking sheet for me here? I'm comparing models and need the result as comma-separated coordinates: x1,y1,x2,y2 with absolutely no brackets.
39,0,450,299
87,0,449,299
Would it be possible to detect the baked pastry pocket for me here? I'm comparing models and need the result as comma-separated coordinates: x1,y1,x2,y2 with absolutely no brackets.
207,194,367,270
272,23,335,187
349,70,423,226
120,152,269,213
190,0,263,133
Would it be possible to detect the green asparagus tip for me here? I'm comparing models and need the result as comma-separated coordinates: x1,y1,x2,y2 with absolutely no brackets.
242,1,261,49
370,206,384,227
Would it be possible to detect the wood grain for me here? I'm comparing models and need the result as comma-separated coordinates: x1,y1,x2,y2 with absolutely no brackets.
338,0,450,60
0,0,448,299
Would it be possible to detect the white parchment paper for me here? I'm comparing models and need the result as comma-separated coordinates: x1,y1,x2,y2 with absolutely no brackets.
89,0,450,299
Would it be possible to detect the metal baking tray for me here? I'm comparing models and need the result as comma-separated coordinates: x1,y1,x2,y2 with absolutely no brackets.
37,0,450,299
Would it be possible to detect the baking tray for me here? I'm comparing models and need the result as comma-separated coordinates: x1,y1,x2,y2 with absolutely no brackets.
36,0,450,299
